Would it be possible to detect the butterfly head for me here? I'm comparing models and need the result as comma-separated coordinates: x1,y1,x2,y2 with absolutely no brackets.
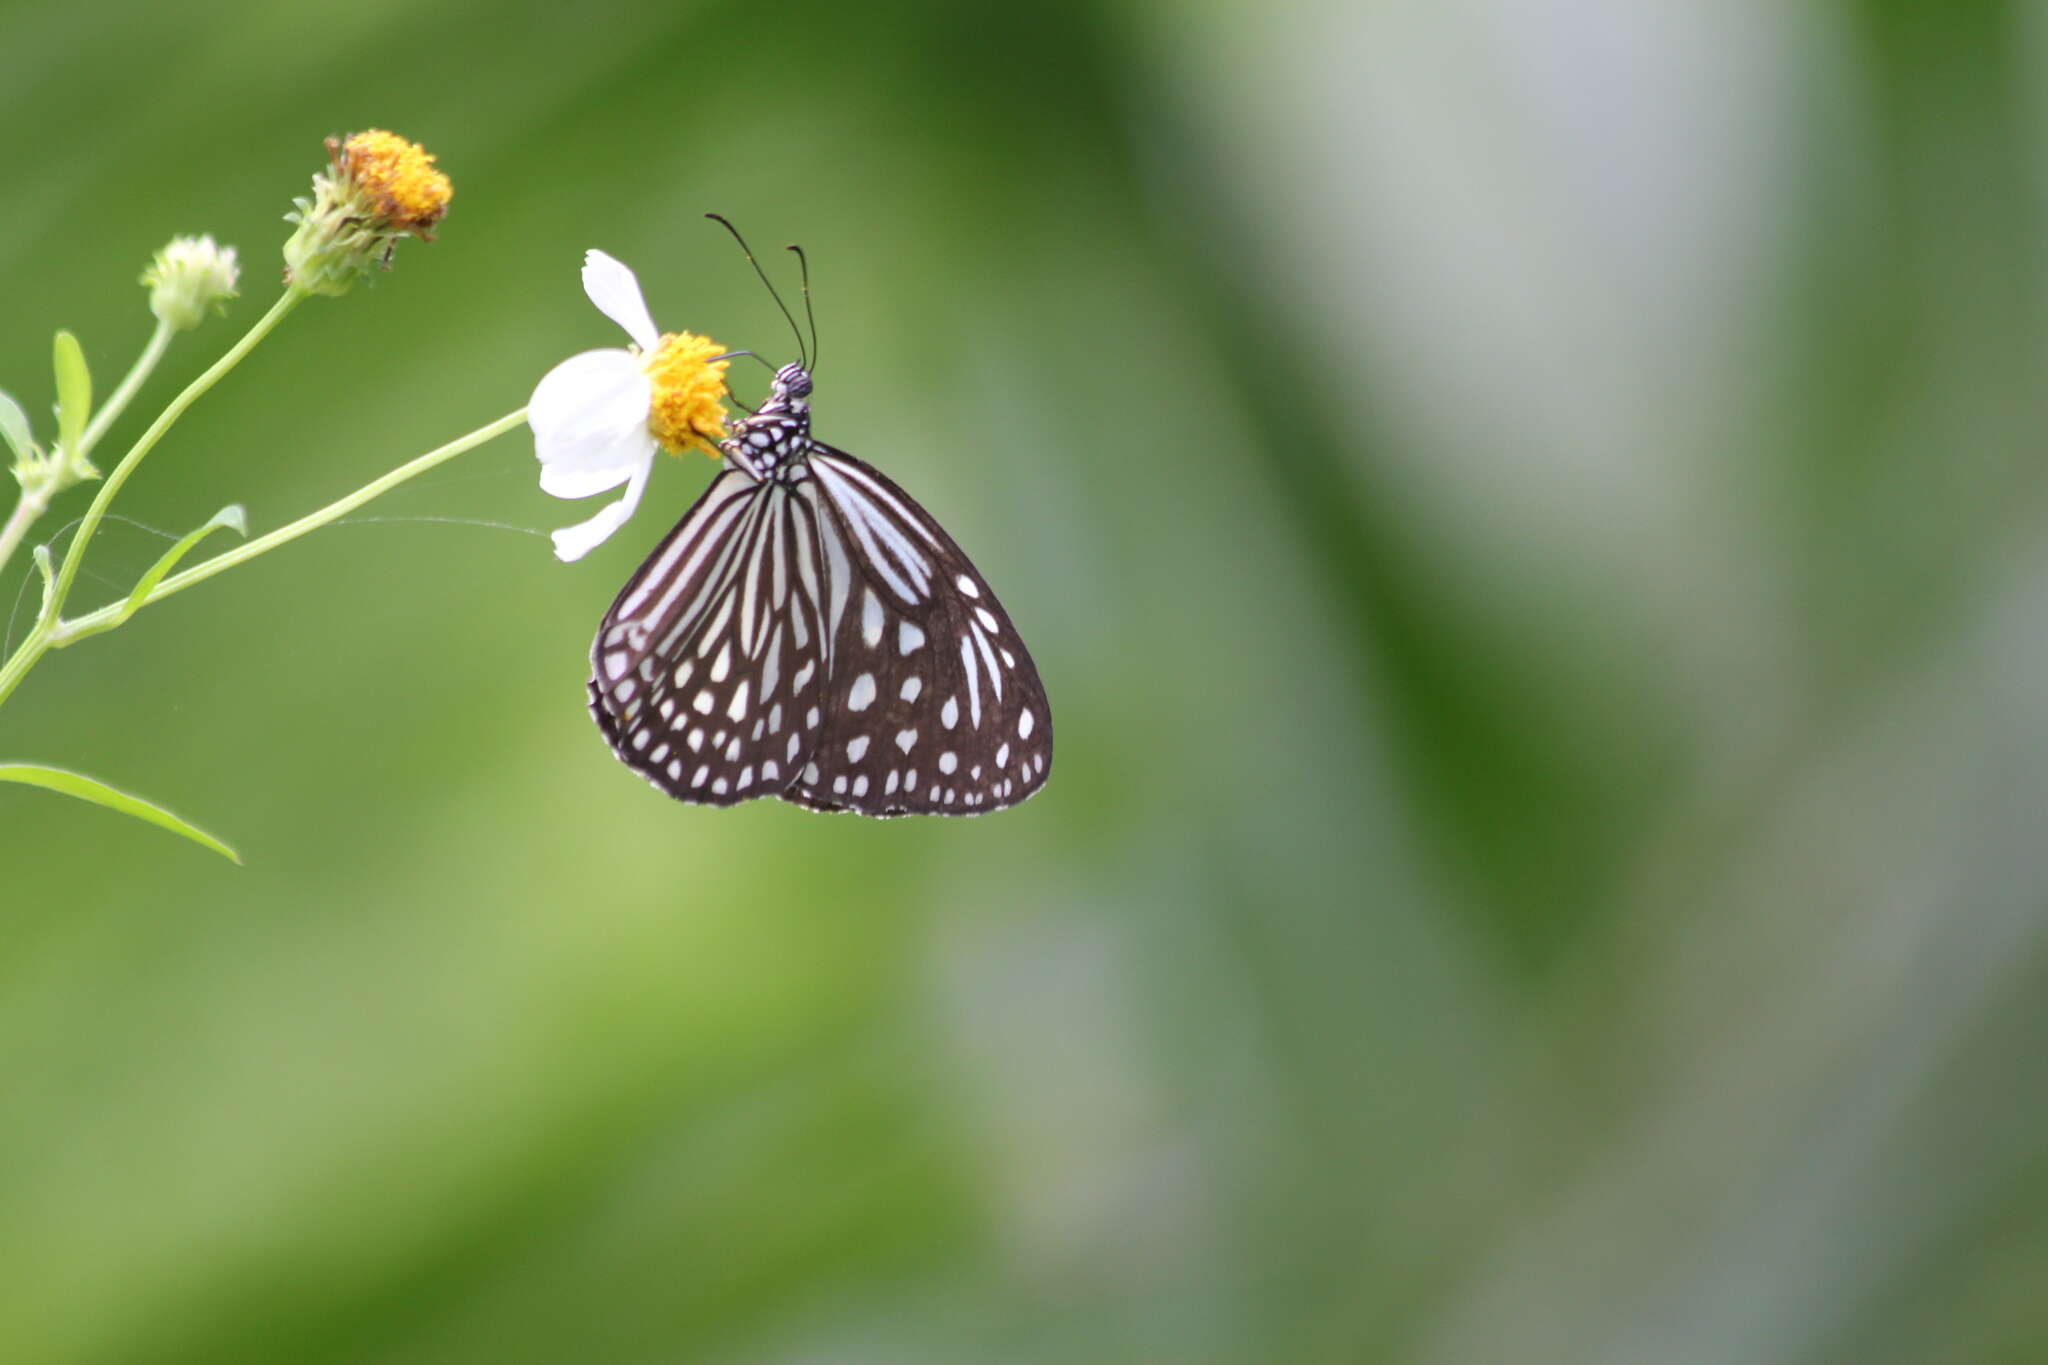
771,362,813,409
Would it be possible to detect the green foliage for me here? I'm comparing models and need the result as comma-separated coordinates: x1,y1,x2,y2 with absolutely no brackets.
107,503,246,633
0,389,32,462
0,762,239,862
50,329,90,472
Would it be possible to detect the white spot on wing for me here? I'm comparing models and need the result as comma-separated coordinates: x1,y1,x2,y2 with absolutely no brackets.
847,736,870,762
848,673,876,711
939,751,958,775
941,696,959,729
900,676,922,702
899,621,925,654
896,729,917,753
861,589,884,648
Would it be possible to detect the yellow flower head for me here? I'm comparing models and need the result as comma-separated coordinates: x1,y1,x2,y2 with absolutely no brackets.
644,332,731,458
284,128,453,296
338,130,452,237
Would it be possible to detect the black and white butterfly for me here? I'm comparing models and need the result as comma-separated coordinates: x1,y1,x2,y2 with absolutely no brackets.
584,229,1050,817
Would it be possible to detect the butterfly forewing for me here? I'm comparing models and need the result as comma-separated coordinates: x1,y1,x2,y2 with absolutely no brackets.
780,446,1052,816
588,468,833,802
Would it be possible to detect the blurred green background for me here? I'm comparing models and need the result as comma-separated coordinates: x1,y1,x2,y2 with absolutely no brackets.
5,0,2048,1360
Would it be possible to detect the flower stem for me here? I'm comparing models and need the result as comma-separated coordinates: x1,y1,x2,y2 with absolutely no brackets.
47,407,528,650
0,319,178,584
40,289,303,635
79,318,177,459
0,487,49,583
0,291,303,710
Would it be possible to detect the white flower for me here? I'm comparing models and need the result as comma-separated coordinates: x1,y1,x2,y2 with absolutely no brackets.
529,251,730,562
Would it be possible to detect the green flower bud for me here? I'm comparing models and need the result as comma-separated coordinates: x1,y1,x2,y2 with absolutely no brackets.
141,236,240,331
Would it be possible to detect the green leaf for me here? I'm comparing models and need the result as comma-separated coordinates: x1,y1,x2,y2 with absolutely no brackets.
117,504,248,627
0,763,241,863
52,330,90,461
0,389,32,460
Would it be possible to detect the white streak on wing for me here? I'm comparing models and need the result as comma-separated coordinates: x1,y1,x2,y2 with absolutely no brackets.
640,484,761,649
695,590,735,657
971,618,1003,702
771,494,790,609
617,470,755,618
739,490,776,656
802,486,854,654
761,622,782,701
811,460,925,602
960,633,982,729
652,492,759,656
790,491,821,634
816,453,942,548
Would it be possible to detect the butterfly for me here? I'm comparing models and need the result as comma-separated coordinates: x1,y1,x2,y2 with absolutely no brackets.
583,224,1051,816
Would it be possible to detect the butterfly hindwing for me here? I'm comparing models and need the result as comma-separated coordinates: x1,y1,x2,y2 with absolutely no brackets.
587,468,833,803
780,446,1052,816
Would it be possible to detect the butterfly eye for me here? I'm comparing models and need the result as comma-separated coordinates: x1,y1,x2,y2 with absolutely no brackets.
775,365,812,400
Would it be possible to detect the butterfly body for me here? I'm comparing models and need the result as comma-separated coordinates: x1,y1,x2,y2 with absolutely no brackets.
587,363,1052,817
719,362,815,483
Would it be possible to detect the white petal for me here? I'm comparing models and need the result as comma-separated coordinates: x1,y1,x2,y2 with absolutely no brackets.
538,427,651,498
529,349,648,445
581,250,659,352
551,456,653,562
530,350,657,499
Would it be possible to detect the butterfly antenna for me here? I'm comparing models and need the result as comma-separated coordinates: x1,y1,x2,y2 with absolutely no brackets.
705,213,808,370
785,243,819,374
709,348,775,414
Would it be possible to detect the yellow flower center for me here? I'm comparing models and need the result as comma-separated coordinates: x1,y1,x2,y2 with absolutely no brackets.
644,332,732,458
341,130,452,234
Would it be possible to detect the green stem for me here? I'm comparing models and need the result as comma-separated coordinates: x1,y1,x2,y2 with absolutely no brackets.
41,290,303,634
0,319,177,583
79,319,177,460
47,407,527,650
0,291,302,709
0,487,49,582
